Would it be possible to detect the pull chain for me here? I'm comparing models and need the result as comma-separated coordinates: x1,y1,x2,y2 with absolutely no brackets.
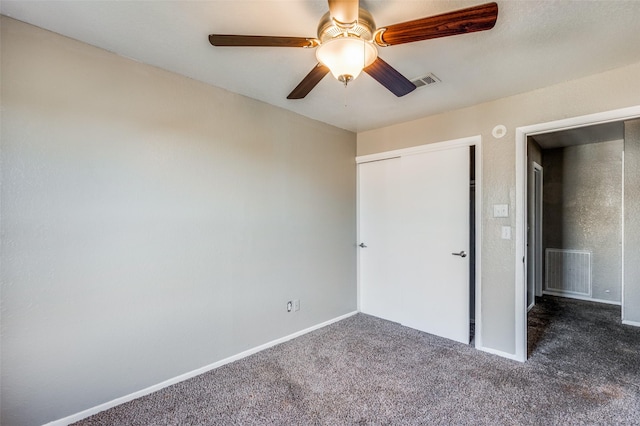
344,84,348,108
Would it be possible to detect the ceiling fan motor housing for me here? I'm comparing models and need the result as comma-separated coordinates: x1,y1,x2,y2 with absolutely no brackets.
317,8,376,43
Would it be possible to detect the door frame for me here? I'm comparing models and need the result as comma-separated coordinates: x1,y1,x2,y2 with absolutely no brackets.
515,105,640,362
356,135,483,348
533,163,543,299
527,161,543,311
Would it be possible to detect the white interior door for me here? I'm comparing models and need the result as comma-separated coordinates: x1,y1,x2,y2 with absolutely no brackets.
398,148,469,343
358,157,403,322
359,146,470,344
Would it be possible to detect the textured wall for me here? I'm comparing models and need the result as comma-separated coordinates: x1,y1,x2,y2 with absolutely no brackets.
358,60,640,355
624,119,640,323
1,17,356,426
542,141,623,302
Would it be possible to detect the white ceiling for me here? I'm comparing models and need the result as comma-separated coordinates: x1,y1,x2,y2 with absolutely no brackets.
3,0,640,133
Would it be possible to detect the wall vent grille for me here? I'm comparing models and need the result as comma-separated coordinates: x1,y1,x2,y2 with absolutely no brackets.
545,249,592,297
411,73,441,88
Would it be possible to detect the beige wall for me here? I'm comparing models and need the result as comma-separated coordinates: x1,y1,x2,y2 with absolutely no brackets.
1,17,356,426
3,11,640,425
358,61,640,354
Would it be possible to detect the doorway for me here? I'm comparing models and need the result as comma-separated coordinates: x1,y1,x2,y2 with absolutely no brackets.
515,105,640,362
356,136,482,346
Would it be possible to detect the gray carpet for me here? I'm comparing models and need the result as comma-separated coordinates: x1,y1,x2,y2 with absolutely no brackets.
76,297,640,425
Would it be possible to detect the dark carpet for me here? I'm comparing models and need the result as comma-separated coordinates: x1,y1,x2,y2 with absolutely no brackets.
76,297,640,425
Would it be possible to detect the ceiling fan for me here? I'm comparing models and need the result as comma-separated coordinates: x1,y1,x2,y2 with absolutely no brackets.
209,1,498,99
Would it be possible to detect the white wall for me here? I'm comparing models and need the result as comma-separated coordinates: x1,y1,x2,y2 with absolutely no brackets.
358,60,640,356
0,17,356,426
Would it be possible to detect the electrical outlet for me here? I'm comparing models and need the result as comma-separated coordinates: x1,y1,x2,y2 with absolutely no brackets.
287,301,292,312
293,299,300,312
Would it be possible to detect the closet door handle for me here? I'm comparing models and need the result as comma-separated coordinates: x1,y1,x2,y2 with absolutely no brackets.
359,243,367,248
452,251,467,258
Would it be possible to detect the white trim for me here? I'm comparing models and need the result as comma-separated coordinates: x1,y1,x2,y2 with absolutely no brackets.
621,149,625,321
474,139,484,350
542,291,621,306
45,311,358,426
515,104,640,363
356,162,362,313
533,162,544,298
478,346,521,361
518,106,640,137
515,121,527,362
526,162,542,311
622,319,640,327
356,135,480,164
356,136,483,350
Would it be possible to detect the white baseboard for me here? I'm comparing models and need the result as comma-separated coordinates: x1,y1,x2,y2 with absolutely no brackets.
477,345,523,362
622,319,640,327
45,311,358,426
542,291,621,306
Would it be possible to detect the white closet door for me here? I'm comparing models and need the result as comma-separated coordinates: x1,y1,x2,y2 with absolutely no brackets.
358,157,403,322
397,148,469,343
358,146,470,344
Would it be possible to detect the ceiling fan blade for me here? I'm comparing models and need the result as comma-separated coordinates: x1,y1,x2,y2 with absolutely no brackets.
328,0,359,26
364,58,416,97
374,2,498,46
209,34,318,48
287,64,330,99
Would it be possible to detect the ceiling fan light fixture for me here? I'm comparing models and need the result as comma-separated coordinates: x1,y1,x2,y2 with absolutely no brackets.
209,2,499,98
315,37,377,85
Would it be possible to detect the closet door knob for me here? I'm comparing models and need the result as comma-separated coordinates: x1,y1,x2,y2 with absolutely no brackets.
452,251,467,258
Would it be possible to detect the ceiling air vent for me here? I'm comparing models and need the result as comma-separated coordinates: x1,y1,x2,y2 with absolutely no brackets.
411,73,441,88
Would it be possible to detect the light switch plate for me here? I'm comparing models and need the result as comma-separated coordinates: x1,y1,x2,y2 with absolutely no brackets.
501,226,512,240
494,204,509,218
